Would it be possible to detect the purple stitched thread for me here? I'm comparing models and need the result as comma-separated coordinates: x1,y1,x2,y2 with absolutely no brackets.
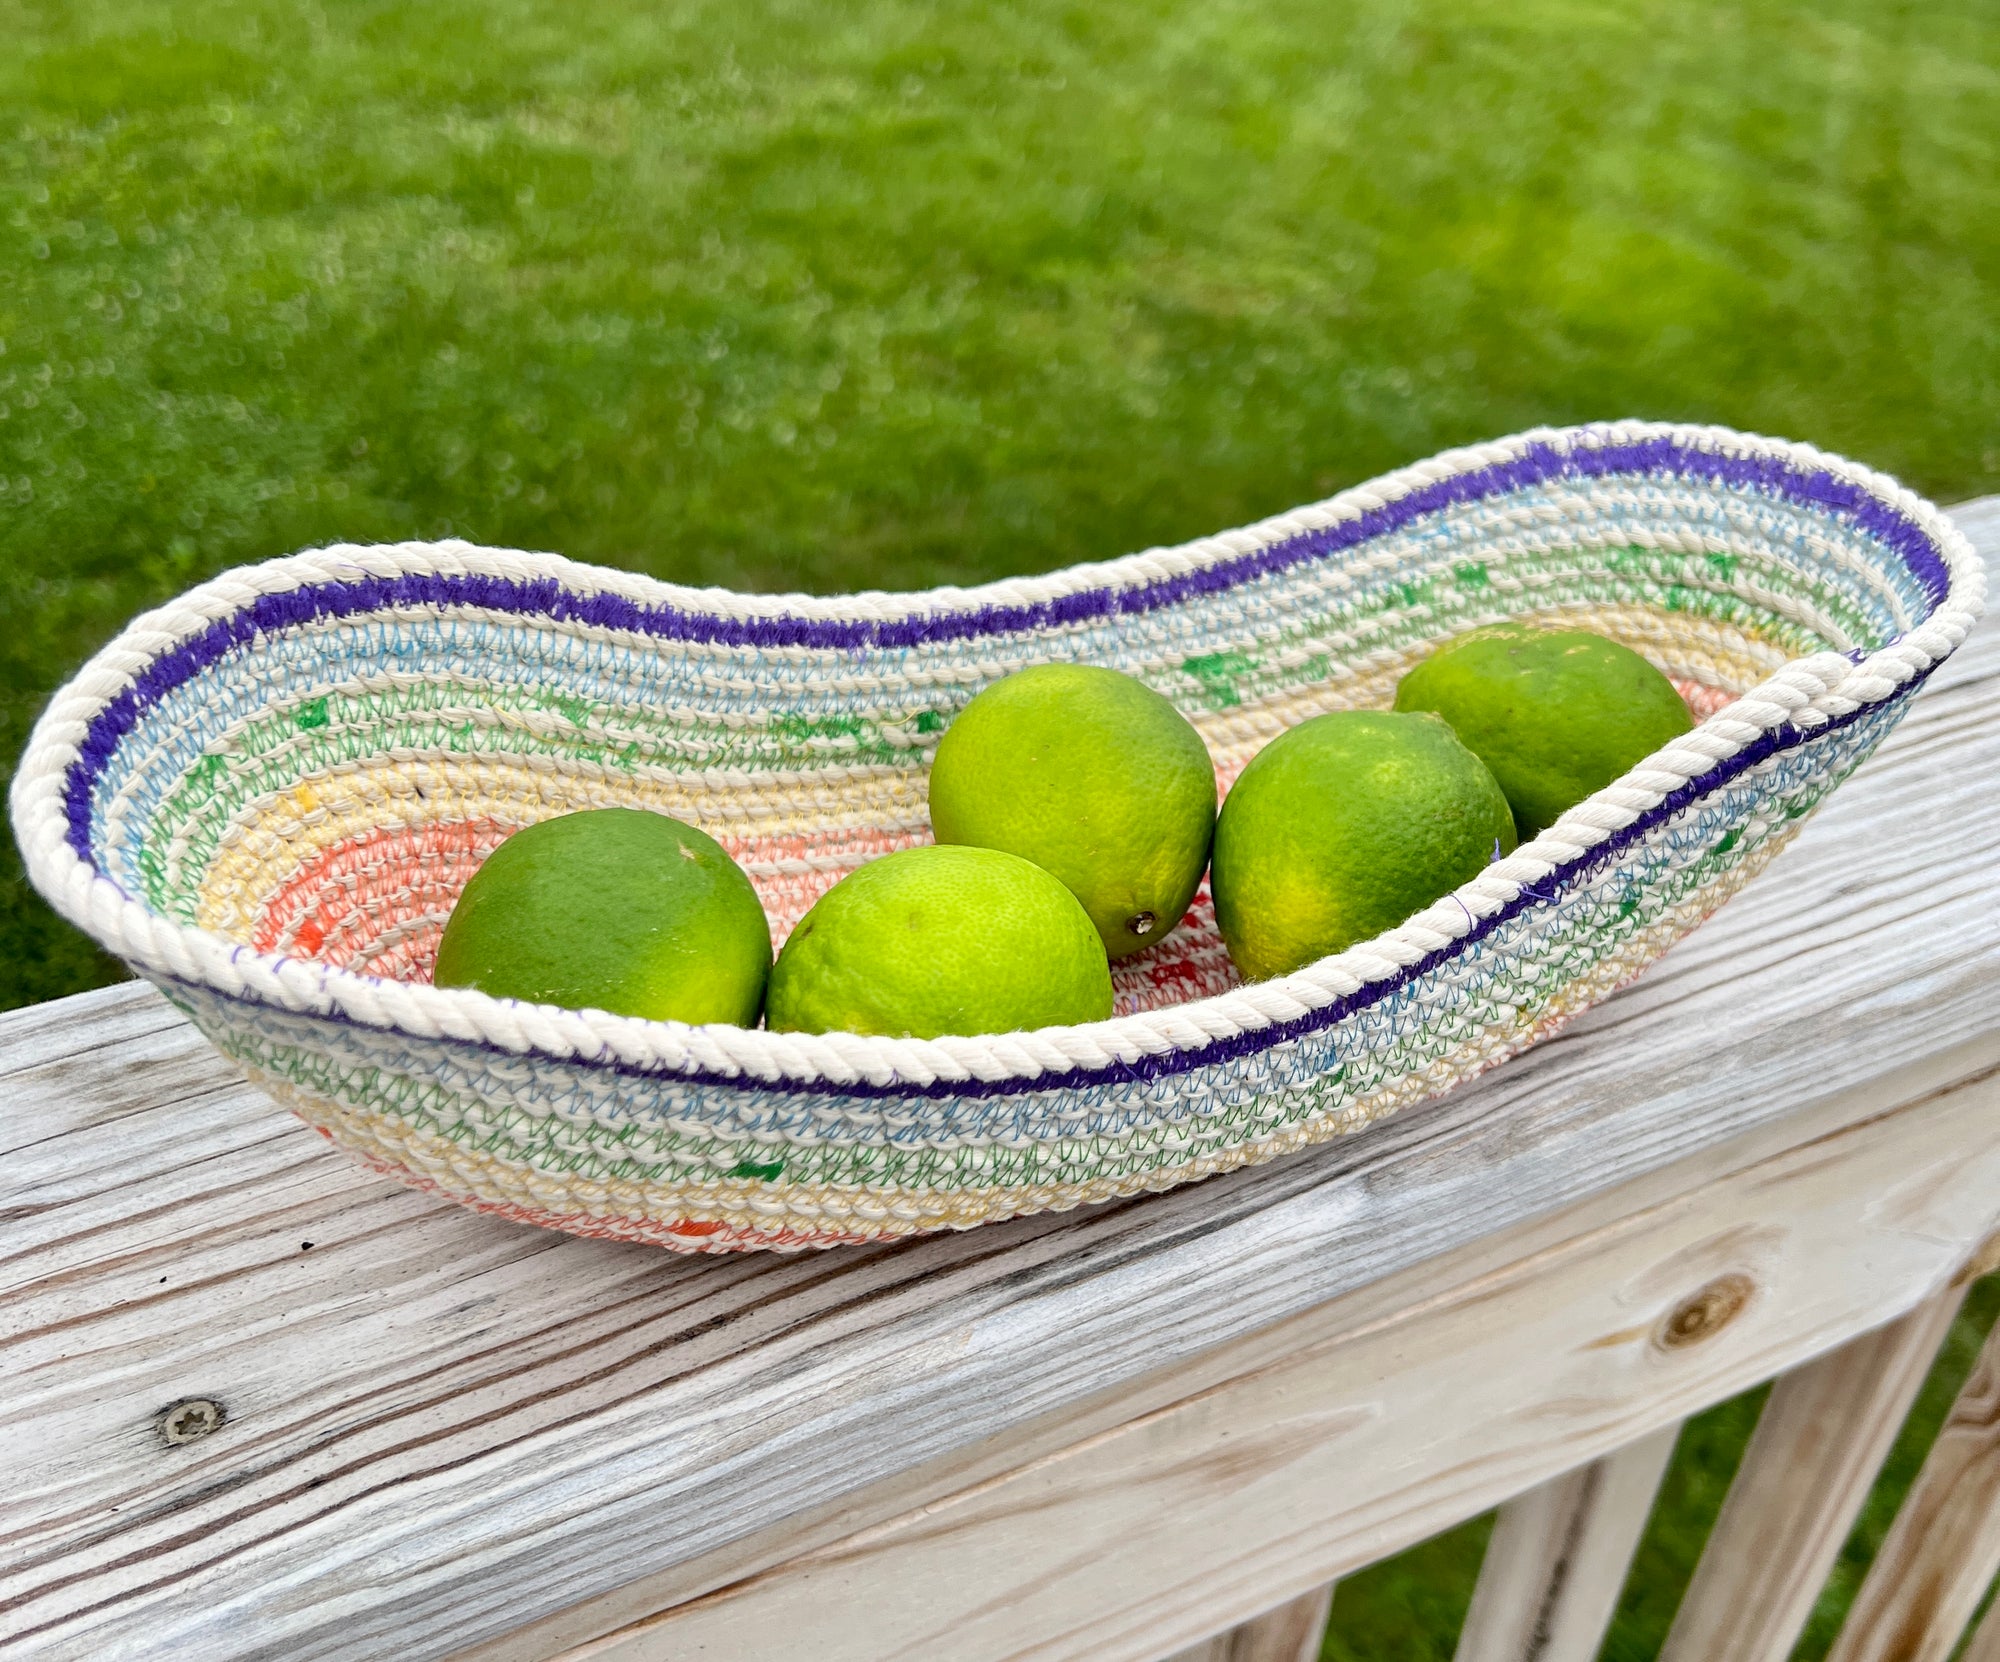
153,676,1920,1103
59,437,1951,863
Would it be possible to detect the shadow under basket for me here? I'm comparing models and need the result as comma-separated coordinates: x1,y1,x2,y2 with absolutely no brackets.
12,423,1985,1251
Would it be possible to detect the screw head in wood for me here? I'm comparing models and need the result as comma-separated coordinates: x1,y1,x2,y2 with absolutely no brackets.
156,1398,226,1446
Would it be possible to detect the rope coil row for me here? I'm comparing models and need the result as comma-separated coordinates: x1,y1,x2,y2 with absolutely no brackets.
11,422,1983,1249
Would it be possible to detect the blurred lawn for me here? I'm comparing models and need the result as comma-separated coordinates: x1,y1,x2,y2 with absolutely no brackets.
7,0,2000,1004
3,1,1997,1653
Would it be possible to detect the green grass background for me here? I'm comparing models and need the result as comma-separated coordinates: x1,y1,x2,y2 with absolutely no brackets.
4,1,1997,1653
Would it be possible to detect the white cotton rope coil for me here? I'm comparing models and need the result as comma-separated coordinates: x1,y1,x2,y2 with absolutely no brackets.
11,422,1984,1250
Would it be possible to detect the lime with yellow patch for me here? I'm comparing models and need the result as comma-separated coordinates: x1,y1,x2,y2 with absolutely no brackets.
765,844,1112,1038
928,663,1215,958
1211,710,1516,982
432,808,771,1025
1394,624,1695,839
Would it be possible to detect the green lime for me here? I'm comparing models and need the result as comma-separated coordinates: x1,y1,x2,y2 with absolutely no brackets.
765,844,1113,1038
432,808,771,1025
1394,624,1694,839
928,663,1216,958
1211,710,1516,982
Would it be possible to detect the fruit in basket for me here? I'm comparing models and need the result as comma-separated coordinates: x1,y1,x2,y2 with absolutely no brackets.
1211,710,1516,982
765,844,1113,1038
1394,624,1694,839
928,663,1216,958
432,808,771,1025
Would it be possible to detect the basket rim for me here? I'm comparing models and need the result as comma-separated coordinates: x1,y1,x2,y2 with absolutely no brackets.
12,421,1987,1093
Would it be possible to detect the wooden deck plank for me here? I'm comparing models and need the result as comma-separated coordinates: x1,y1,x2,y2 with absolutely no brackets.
1824,1300,2000,1662
1,502,1994,1661
540,1063,2000,1662
1164,1584,1334,1662
1453,1428,1680,1662
1955,1584,2000,1662
1656,1287,1970,1662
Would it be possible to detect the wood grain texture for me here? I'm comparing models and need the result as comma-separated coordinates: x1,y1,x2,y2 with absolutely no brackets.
1164,1584,1334,1662
1,501,1995,1662
1823,1299,2000,1662
1953,1582,2000,1662
552,1064,2000,1662
1656,1287,1969,1662
1453,1427,1679,1662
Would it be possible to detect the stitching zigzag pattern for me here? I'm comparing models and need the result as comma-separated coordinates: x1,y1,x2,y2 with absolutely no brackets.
11,423,1984,1251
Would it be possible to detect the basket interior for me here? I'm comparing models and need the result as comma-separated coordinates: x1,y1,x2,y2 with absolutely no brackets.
75,455,1940,1021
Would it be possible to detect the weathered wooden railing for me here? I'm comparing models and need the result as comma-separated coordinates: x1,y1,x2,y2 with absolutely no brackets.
4,500,1997,1662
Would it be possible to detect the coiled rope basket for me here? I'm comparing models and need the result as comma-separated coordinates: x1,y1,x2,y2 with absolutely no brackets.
12,423,1985,1252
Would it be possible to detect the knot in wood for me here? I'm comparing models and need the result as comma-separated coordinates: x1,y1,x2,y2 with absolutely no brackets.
156,1398,225,1446
1655,1273,1755,1351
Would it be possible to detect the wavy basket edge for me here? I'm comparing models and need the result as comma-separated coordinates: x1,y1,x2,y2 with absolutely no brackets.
11,420,1987,1096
